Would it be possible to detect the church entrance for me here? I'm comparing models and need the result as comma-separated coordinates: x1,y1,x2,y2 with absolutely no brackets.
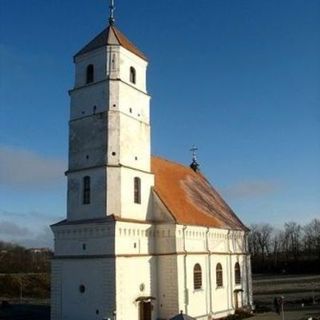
234,291,239,309
233,289,243,310
139,301,152,320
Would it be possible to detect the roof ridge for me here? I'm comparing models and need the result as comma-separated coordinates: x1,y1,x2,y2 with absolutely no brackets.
151,155,196,172
110,25,121,44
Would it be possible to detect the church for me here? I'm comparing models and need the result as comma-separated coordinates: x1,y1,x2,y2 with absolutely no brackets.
51,4,252,320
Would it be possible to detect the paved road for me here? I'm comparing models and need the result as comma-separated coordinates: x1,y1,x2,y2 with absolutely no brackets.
251,305,320,320
253,275,320,283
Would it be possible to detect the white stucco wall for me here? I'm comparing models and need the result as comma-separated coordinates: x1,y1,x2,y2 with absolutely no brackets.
51,221,116,320
106,81,151,171
118,46,148,93
118,81,150,123
157,255,179,319
106,107,151,172
210,254,231,317
51,258,115,320
52,219,251,320
185,254,210,318
172,225,251,319
119,167,154,220
118,109,151,171
105,167,154,219
68,112,108,170
70,82,109,120
115,221,154,255
52,221,115,256
74,47,107,88
67,167,106,221
116,256,158,320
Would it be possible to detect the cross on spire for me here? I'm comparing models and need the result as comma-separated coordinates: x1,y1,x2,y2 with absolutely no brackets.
109,0,115,25
190,145,200,172
190,145,198,162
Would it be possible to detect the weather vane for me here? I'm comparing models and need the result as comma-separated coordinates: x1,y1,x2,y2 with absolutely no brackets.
190,145,200,172
109,0,115,25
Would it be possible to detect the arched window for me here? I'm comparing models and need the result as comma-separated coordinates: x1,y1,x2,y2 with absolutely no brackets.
193,263,202,289
86,64,94,84
235,262,241,285
134,177,141,204
216,263,223,287
130,66,136,84
83,176,91,204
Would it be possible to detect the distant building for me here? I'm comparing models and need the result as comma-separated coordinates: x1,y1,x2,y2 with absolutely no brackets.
28,248,51,254
51,6,252,320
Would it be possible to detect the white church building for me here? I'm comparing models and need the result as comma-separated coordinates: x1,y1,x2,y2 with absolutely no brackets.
51,6,252,320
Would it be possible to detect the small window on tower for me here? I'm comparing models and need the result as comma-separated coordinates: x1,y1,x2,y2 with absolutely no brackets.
130,66,136,84
86,64,94,84
83,176,91,204
134,177,141,204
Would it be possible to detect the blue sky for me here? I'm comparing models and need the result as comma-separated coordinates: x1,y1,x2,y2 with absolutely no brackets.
0,0,319,247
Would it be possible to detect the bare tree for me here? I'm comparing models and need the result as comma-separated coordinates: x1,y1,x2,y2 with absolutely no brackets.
271,229,284,267
256,224,273,262
249,223,273,264
248,219,319,273
303,219,320,258
284,222,302,261
248,224,260,257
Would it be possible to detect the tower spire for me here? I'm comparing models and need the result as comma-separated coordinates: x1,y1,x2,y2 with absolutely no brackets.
109,0,115,25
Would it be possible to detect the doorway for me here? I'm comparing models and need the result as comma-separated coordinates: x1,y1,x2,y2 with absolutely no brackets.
234,291,239,309
233,289,243,310
139,301,152,320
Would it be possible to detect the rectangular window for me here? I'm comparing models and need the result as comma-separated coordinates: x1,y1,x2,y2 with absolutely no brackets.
134,177,141,204
130,66,136,84
83,176,90,204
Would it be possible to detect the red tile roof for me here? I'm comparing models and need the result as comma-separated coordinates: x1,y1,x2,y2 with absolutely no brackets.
74,25,147,60
151,156,248,231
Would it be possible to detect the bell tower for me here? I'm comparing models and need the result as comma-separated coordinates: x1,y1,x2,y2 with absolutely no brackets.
66,7,153,222
51,5,156,320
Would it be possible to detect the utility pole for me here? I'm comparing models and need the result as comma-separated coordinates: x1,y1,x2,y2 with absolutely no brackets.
281,296,285,320
19,275,23,303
